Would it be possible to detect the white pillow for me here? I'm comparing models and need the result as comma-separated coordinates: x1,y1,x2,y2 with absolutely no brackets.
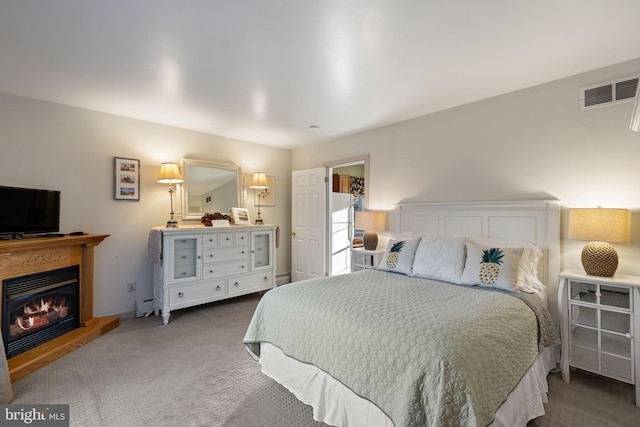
461,243,523,292
411,236,467,284
466,237,544,293
378,236,422,275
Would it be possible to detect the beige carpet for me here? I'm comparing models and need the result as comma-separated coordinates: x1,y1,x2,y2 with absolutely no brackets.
10,293,640,426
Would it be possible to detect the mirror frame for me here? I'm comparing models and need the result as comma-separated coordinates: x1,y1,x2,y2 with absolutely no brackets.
181,158,242,221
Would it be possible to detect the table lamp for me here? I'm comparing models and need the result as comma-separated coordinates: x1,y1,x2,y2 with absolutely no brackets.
355,211,386,250
568,207,630,277
157,162,183,228
249,172,269,225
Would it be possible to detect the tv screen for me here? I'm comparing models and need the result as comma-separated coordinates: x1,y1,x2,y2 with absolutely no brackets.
0,186,60,237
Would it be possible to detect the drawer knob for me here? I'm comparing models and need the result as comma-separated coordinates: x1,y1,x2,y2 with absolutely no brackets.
181,255,186,259
241,265,245,269
626,333,632,339
225,237,230,241
209,254,214,258
263,276,268,281
178,292,184,297
241,236,245,240
241,251,245,254
209,270,213,273
216,285,221,291
234,282,239,287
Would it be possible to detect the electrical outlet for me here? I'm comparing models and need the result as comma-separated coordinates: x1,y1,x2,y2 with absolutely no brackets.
127,281,136,292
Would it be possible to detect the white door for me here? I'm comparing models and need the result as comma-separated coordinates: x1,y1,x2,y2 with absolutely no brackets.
291,168,327,282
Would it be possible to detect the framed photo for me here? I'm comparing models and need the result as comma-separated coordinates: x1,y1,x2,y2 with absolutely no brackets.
114,157,140,201
254,175,276,207
231,207,251,225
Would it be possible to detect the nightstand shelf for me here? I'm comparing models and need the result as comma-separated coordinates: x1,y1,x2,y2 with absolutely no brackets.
351,248,384,271
558,269,640,407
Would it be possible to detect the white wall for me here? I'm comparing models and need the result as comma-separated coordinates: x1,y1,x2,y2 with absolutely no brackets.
0,93,291,318
293,58,640,278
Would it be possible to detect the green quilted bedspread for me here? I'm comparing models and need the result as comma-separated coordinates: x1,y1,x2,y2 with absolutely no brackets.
244,269,558,427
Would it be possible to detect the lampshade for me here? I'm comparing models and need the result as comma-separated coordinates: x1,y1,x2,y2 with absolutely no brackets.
568,208,630,243
157,162,183,183
249,172,268,189
568,208,630,277
355,211,386,250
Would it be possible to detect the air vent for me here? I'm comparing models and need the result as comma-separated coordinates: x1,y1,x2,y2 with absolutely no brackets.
580,76,638,111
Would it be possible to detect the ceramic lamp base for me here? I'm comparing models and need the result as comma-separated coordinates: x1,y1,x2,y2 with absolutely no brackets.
362,231,378,250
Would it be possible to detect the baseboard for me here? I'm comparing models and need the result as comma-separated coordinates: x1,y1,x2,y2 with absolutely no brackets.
276,273,291,286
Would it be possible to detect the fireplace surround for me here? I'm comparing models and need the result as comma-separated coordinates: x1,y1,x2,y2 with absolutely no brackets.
0,234,118,381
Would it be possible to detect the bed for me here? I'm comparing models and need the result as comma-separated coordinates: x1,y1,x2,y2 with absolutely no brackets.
244,200,561,426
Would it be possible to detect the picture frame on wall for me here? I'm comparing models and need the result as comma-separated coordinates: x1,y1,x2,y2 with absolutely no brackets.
254,175,276,207
114,157,140,201
231,207,251,225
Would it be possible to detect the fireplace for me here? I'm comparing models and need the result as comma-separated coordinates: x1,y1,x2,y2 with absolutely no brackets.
2,266,79,359
0,233,117,382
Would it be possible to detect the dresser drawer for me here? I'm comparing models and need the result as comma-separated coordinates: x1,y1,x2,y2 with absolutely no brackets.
203,246,249,263
253,234,269,243
218,232,235,246
169,279,226,308
174,248,196,266
228,271,274,296
235,232,249,244
202,234,219,247
174,238,196,250
203,260,248,278
173,264,197,280
253,255,270,268
252,241,270,267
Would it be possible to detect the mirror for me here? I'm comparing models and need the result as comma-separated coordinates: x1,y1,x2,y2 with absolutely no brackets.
181,159,241,221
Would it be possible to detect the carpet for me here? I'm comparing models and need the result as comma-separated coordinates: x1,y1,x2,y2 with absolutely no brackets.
10,293,640,426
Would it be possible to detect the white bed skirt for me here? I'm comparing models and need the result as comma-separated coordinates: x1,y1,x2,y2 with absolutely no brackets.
259,342,558,427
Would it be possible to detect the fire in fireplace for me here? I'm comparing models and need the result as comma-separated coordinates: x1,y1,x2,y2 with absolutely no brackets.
2,266,79,358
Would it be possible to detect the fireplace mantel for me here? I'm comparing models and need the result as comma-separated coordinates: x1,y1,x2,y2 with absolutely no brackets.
0,234,119,381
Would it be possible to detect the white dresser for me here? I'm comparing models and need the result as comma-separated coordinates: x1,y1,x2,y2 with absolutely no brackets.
152,225,277,325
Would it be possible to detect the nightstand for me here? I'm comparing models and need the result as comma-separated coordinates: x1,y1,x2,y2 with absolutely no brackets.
558,269,640,407
351,247,385,271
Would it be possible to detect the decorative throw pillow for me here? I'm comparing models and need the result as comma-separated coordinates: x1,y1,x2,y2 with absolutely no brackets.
411,236,467,284
378,236,422,275
467,237,543,292
461,243,524,292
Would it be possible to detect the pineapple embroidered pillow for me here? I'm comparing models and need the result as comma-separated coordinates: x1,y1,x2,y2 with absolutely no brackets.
378,236,422,275
461,243,524,292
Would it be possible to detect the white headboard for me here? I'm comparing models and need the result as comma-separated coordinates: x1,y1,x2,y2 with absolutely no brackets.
397,200,561,322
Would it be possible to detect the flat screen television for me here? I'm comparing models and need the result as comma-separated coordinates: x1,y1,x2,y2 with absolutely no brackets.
0,186,61,237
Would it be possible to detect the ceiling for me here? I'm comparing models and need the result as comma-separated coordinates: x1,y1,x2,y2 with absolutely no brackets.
2,1,640,150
